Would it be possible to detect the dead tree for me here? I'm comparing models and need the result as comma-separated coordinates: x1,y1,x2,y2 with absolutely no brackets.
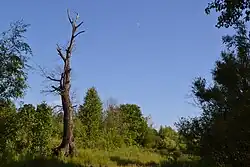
44,9,84,156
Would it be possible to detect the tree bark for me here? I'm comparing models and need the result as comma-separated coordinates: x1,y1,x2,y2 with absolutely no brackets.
51,9,84,157
53,59,76,156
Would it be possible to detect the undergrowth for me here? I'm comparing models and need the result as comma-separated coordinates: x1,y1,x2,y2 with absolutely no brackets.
5,147,204,167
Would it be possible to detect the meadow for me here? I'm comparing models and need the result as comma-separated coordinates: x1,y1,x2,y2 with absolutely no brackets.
6,147,202,167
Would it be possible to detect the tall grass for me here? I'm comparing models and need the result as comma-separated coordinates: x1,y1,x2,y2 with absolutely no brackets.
65,147,164,167
6,147,204,167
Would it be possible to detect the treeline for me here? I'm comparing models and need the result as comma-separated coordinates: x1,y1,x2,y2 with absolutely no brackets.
176,23,250,166
0,87,187,165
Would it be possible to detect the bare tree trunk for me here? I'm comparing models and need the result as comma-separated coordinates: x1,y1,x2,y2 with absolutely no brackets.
43,9,84,157
53,60,75,156
53,94,75,156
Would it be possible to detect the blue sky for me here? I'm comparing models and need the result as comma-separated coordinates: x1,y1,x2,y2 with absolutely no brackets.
0,1,234,128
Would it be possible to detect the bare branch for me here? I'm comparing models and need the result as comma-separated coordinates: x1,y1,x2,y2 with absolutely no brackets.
67,9,73,25
56,44,66,62
37,64,47,76
51,105,63,114
65,10,85,58
41,88,59,95
53,104,62,108
38,65,62,83
51,85,62,92
70,89,79,105
74,31,85,38
41,85,62,96
46,76,61,82
76,21,84,29
52,104,62,110
66,36,74,57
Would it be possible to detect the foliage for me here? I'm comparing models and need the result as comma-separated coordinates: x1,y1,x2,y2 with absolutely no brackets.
118,104,148,146
176,23,250,166
0,20,32,101
101,104,126,149
0,85,187,165
0,100,17,163
78,87,103,148
205,0,250,28
51,112,63,138
142,126,158,148
157,126,178,151
0,103,53,165
33,102,53,155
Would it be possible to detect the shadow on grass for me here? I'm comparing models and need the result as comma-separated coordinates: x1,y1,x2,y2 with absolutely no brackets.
5,158,84,167
110,156,158,167
160,160,199,167
5,156,202,167
110,156,201,167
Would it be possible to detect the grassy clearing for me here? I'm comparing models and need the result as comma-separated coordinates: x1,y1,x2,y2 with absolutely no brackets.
67,147,164,167
6,147,202,167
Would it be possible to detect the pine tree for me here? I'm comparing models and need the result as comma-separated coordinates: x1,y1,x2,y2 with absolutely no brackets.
78,87,103,147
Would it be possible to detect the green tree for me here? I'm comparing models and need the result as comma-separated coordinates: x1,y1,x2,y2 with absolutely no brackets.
142,126,158,149
78,87,103,147
157,126,178,151
33,102,53,155
16,103,53,156
0,101,17,164
119,104,148,146
51,111,63,139
205,0,250,28
176,23,250,166
0,102,53,164
101,104,126,149
0,20,32,101
100,103,149,148
175,117,202,155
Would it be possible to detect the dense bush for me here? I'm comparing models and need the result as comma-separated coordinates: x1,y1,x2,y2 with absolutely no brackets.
0,96,187,166
0,102,53,165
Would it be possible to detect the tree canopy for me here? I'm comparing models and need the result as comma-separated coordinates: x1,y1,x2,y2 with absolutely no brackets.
206,0,250,28
176,22,250,166
0,20,32,101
